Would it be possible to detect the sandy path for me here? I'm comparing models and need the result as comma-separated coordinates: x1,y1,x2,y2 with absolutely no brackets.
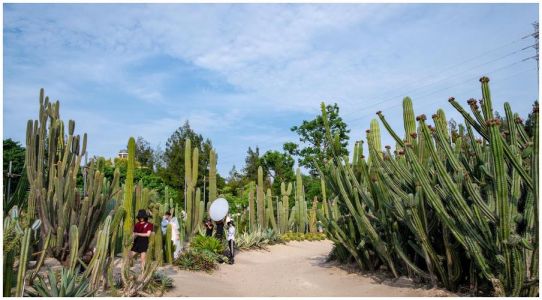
165,240,454,297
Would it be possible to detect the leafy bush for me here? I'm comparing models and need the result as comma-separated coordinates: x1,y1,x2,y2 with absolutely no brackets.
190,234,224,254
26,268,95,297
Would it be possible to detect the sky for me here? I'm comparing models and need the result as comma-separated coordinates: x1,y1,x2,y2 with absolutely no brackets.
3,3,539,176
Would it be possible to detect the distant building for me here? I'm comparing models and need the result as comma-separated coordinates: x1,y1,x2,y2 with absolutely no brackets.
118,149,128,159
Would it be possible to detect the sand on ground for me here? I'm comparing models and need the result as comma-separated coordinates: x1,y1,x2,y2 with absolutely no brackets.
164,240,455,297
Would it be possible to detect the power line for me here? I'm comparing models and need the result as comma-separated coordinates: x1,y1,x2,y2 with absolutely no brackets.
342,44,533,120
346,58,534,126
340,33,532,109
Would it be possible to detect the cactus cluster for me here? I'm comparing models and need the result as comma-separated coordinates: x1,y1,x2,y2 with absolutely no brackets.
8,89,193,296
245,166,315,234
25,90,122,261
318,79,538,296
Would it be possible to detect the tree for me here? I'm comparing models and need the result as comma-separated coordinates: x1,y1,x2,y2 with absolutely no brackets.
242,146,263,183
159,121,213,203
287,103,350,175
3,139,25,181
135,136,155,170
3,139,26,211
153,143,165,171
260,150,295,195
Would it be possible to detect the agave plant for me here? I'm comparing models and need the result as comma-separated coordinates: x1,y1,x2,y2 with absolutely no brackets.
190,234,224,255
141,270,174,296
175,248,225,273
235,228,282,250
26,268,95,297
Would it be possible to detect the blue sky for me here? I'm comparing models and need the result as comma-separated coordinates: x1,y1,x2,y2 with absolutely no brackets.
4,4,539,176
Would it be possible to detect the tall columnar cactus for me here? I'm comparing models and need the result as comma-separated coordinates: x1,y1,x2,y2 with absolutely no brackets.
369,119,382,159
198,197,204,231
165,224,173,264
319,77,538,296
257,166,265,229
295,168,307,233
280,182,292,233
83,215,113,291
309,197,318,233
265,188,277,231
149,204,163,266
146,232,155,267
25,89,121,261
123,137,136,247
15,228,31,297
184,139,193,238
134,182,142,216
154,227,163,266
209,149,217,204
184,139,202,240
320,177,328,219
68,225,79,272
248,182,256,231
403,96,416,143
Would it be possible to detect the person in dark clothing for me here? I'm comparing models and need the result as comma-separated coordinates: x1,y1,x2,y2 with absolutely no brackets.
204,218,214,237
131,209,153,270
215,220,225,240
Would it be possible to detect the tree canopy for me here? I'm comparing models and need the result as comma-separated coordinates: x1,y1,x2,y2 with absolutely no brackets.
159,121,213,203
286,103,350,175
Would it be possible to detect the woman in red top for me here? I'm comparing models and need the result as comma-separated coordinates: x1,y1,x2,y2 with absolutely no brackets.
131,209,153,270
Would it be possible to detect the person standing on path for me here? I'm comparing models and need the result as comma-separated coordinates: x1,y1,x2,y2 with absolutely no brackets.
162,211,182,259
131,209,153,270
226,220,236,264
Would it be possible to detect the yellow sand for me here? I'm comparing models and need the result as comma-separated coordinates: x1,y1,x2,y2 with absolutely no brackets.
165,240,455,297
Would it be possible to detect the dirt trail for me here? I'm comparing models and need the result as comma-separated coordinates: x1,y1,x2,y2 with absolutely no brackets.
165,240,455,297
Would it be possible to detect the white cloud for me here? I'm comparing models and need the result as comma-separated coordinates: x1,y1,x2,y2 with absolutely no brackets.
4,4,538,175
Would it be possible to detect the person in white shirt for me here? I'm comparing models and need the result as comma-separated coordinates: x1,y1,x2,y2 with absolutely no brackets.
161,211,182,259
226,220,236,264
